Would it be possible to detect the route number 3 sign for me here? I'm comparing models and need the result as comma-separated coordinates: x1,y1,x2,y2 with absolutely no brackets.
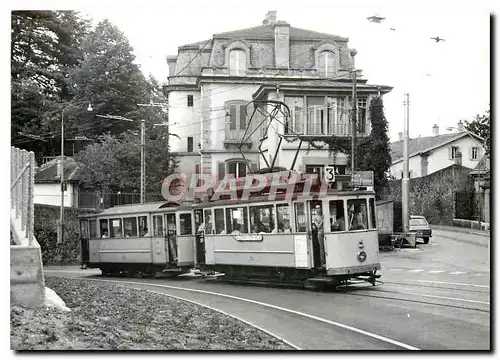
324,166,335,183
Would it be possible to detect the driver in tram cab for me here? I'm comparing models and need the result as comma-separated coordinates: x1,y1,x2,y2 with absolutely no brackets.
312,204,326,266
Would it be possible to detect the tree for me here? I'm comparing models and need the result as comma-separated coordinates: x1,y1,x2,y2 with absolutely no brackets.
356,96,392,198
11,11,90,156
464,109,490,157
68,19,155,139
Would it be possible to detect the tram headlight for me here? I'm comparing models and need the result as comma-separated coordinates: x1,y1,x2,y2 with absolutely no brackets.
357,251,367,262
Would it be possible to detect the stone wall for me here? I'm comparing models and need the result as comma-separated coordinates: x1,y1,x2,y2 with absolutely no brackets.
34,204,96,265
381,164,472,225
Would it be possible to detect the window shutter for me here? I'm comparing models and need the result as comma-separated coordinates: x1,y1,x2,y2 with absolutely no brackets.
229,105,236,130
217,162,226,180
250,162,258,173
240,104,247,130
238,51,246,75
468,146,473,160
448,146,452,160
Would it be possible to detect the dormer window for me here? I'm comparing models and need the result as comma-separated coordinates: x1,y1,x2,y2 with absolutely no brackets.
229,49,246,76
318,51,335,78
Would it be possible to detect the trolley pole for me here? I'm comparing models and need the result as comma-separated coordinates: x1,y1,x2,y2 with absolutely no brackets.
140,119,146,204
351,69,358,173
402,93,410,233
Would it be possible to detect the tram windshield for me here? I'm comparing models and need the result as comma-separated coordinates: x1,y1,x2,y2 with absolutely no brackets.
347,199,368,230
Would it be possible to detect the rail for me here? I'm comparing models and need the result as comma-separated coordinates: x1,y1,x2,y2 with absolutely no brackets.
11,146,36,246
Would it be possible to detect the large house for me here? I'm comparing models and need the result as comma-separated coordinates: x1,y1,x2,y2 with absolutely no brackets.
389,123,485,179
164,11,392,180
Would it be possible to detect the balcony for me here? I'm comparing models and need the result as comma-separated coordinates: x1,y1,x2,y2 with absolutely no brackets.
283,106,369,138
224,128,253,149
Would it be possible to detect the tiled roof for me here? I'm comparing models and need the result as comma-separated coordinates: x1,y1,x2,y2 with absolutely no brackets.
390,133,464,163
473,155,490,172
213,24,347,41
35,156,81,183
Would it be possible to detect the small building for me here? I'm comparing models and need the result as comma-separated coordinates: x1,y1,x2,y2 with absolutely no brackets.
389,124,485,179
34,156,81,207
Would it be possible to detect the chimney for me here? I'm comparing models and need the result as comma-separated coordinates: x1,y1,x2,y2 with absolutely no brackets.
457,120,464,131
455,151,462,166
274,20,290,69
432,124,439,137
166,56,177,77
398,132,403,141
263,11,277,25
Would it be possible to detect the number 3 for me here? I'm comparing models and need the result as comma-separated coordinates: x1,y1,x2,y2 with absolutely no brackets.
325,167,334,181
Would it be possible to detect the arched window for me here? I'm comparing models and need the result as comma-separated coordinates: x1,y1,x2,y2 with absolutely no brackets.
229,49,246,76
317,51,335,78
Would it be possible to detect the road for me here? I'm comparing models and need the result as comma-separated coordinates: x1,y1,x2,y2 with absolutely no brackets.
44,228,490,350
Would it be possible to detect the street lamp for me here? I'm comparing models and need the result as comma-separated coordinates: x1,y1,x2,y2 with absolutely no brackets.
58,101,93,245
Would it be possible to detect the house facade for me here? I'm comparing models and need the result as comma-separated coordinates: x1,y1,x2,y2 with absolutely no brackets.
389,124,485,179
165,11,392,181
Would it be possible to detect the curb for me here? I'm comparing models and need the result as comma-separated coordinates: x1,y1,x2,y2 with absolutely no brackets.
432,225,490,238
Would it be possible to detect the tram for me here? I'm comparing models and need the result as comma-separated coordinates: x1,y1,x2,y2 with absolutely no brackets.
192,170,381,287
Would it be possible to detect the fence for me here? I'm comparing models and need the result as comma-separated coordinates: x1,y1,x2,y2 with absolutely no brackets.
78,191,165,210
11,146,36,245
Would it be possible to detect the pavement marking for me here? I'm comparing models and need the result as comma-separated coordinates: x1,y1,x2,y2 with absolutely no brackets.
389,268,405,271
144,288,301,350
427,270,445,274
80,278,421,351
392,291,489,305
449,271,468,275
408,269,425,273
414,280,489,288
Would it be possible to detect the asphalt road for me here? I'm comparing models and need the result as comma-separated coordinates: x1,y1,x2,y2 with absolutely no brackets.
44,228,490,350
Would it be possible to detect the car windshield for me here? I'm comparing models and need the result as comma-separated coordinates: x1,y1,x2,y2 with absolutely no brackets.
410,218,428,226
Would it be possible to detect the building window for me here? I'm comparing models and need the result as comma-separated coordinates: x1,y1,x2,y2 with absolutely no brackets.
187,137,194,152
357,98,367,133
450,146,460,159
229,49,246,76
187,95,193,107
471,147,479,160
227,161,247,178
318,51,335,77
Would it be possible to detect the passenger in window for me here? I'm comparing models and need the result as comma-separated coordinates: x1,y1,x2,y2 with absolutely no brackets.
252,220,265,233
125,231,132,238
281,219,292,233
348,205,366,230
331,216,345,231
101,230,109,238
312,204,326,266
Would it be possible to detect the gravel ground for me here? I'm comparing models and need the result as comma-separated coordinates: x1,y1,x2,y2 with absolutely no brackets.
11,277,293,350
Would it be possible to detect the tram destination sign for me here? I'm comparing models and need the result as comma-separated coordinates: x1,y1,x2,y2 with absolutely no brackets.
351,171,374,187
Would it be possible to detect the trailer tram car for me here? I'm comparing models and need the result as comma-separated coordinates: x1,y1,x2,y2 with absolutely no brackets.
79,201,196,276
192,170,382,288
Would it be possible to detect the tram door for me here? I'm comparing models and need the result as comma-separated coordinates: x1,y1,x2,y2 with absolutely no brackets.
310,200,325,268
164,213,178,263
79,220,90,266
194,210,206,264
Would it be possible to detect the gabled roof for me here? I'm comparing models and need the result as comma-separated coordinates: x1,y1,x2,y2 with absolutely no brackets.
35,156,81,183
390,131,483,163
212,24,348,41
472,155,490,173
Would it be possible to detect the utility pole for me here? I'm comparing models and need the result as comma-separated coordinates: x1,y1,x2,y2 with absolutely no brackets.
140,119,146,204
402,93,410,233
351,69,358,173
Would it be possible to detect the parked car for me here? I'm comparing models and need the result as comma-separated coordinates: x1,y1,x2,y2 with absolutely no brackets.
409,215,432,244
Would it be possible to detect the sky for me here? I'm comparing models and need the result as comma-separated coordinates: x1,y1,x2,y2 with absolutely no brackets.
70,0,493,143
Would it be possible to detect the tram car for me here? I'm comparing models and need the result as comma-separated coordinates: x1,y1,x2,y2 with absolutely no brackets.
192,170,381,287
79,201,196,276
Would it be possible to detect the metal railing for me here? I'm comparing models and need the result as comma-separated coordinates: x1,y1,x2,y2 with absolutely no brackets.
11,147,36,246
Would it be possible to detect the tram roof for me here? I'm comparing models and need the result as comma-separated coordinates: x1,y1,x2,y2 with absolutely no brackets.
79,201,182,219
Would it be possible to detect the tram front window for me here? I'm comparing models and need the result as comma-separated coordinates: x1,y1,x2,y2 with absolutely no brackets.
225,207,248,234
347,199,368,231
250,205,274,233
180,213,193,235
330,200,345,231
294,203,307,232
277,204,291,233
369,198,377,229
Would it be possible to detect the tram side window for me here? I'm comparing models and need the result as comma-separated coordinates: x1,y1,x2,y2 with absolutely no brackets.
225,207,249,234
99,219,109,238
294,203,307,232
123,217,138,237
194,210,204,234
249,205,275,233
153,215,163,237
329,200,345,231
80,221,89,239
369,198,377,229
89,220,97,239
214,209,226,234
276,204,291,233
138,216,149,237
110,218,123,238
347,199,368,231
179,213,193,235
204,209,214,234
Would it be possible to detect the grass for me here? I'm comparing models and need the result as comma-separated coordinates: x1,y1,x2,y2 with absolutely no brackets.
11,276,293,350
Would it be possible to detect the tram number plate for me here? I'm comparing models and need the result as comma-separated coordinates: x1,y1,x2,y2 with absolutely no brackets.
324,166,336,183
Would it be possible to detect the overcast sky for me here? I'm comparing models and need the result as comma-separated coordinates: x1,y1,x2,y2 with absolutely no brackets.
11,0,493,142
